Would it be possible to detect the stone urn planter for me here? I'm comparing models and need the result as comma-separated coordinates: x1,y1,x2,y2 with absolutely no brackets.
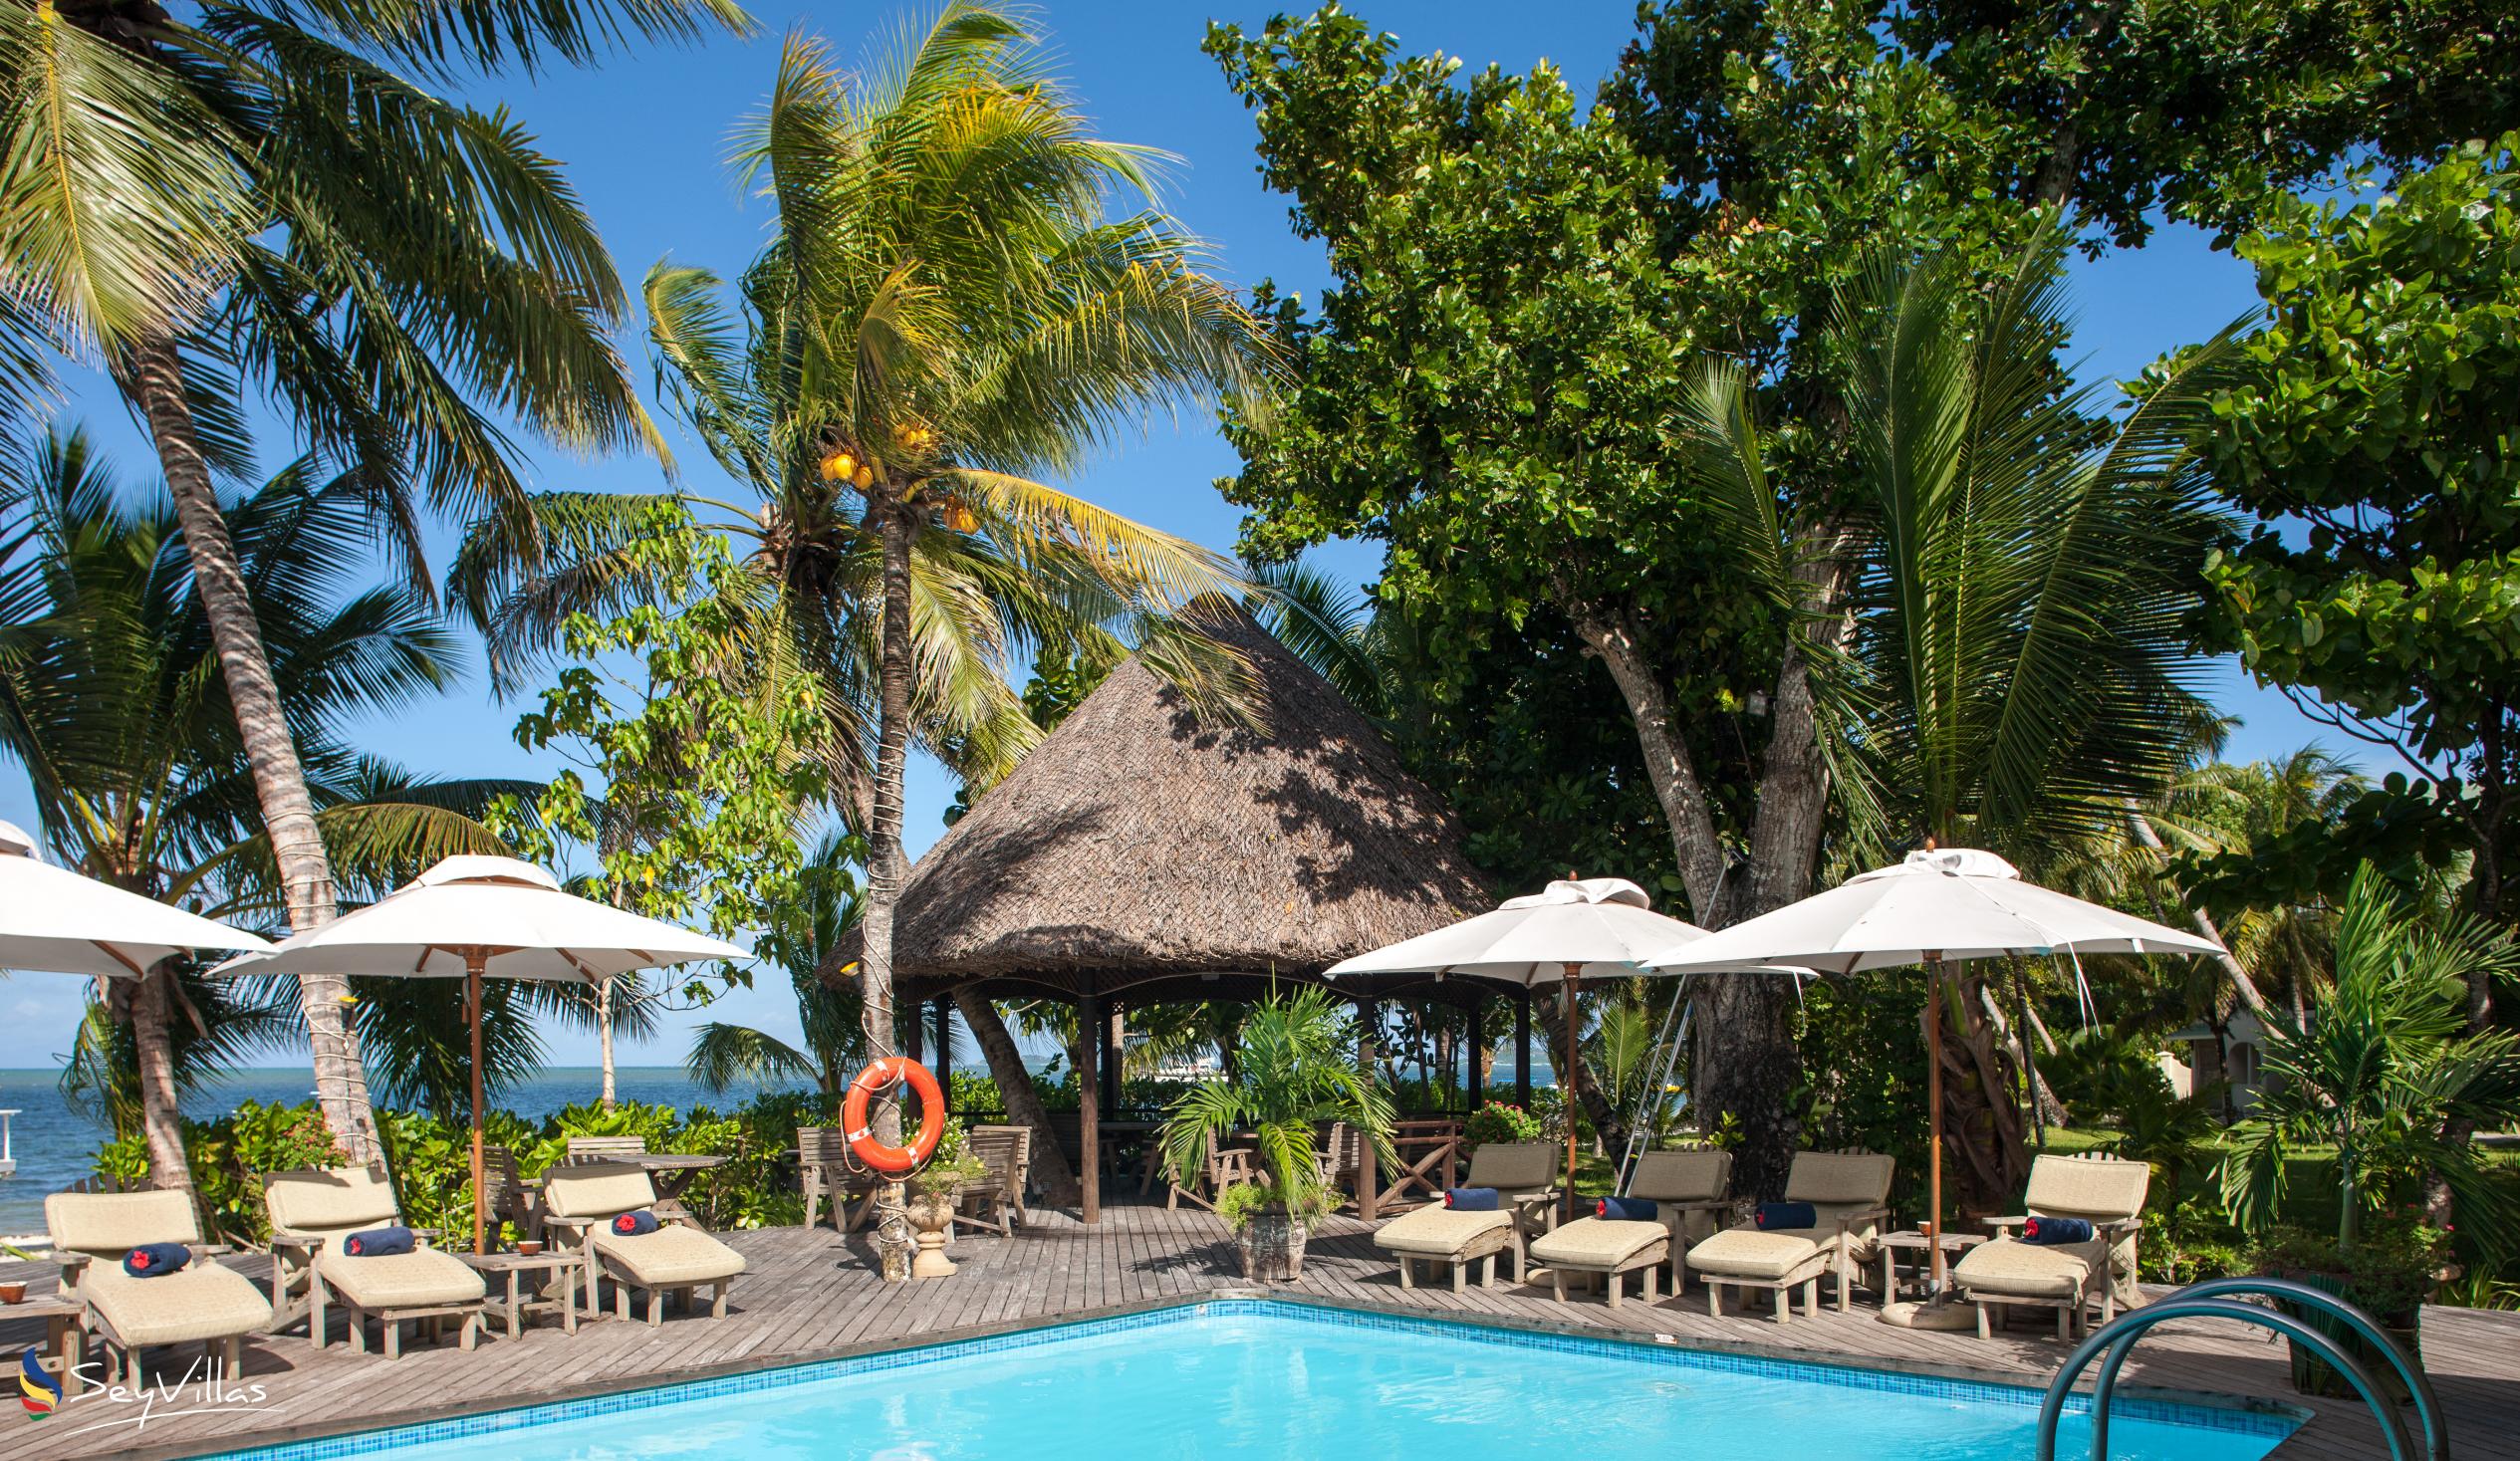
1236,1208,1308,1283
907,1191,959,1280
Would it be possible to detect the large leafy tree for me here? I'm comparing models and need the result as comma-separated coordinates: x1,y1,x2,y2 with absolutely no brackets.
474,7,1271,1272
0,0,748,1161
0,428,530,1182
2191,136,2520,1015
1206,0,2485,1195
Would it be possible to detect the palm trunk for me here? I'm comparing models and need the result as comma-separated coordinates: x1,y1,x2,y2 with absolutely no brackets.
1533,995,1621,1152
2130,813,2271,1017
119,332,378,1166
133,959,193,1195
953,989,1082,1205
598,978,619,1111
862,489,915,1280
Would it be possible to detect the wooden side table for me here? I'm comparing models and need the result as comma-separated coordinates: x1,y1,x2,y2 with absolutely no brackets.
463,1252,582,1339
6,1298,87,1397
1877,1228,1986,1302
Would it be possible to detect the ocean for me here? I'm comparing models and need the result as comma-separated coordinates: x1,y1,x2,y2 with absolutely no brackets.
0,1066,815,1238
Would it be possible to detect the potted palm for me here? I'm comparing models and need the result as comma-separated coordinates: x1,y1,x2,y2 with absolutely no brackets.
1159,989,1395,1282
2220,866,2520,1395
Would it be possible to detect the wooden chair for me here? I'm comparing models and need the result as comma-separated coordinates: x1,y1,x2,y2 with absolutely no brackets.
1165,1131,1254,1213
956,1125,1031,1236
478,1143,543,1247
1314,1122,1360,1208
799,1127,882,1232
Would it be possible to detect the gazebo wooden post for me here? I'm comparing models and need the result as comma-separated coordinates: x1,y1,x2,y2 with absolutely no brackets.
1102,1002,1124,1115
1354,996,1380,1222
931,997,952,1101
1514,989,1533,1108
1079,993,1104,1225
1466,994,1485,1108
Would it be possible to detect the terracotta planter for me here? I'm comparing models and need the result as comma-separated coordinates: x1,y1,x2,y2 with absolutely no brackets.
1236,1208,1308,1283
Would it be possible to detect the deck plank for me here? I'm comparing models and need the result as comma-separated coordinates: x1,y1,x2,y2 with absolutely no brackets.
1,1199,2508,1461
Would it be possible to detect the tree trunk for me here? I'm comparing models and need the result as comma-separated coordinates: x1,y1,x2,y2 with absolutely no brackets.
1533,995,1622,1151
2130,814,2271,1017
1938,972,2029,1214
118,332,378,1166
133,960,194,1195
859,488,916,1280
1562,600,1728,909
953,990,1082,1206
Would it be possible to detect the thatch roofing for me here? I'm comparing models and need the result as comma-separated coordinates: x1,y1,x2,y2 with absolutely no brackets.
822,605,1497,1007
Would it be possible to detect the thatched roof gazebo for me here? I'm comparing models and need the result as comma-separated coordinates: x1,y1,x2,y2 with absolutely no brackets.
824,605,1526,1219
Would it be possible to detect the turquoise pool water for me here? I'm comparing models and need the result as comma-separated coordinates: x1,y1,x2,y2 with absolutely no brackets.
220,1302,2300,1461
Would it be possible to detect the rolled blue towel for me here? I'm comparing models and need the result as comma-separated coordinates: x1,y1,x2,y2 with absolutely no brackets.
1753,1202,1818,1231
343,1225,414,1257
122,1242,191,1278
611,1209,663,1236
1442,1187,1500,1211
2023,1216,2094,1245
1599,1195,1657,1222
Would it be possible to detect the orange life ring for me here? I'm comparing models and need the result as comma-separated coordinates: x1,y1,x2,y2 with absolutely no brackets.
843,1057,945,1177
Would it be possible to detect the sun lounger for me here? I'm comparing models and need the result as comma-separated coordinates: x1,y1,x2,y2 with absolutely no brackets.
46,1188,272,1384
1529,1217,1667,1306
1953,1152,2149,1339
1539,1146,1734,1296
1683,1149,1893,1323
542,1162,745,1327
1375,1205,1526,1292
264,1166,485,1356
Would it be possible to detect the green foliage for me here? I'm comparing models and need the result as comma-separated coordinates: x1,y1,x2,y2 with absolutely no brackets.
2191,134,2520,922
494,509,827,1005
2220,866,2520,1251
1213,1177,1328,1233
100,1094,829,1243
91,1100,347,1244
1158,988,1397,1225
1463,1100,1543,1148
2252,1217,2453,1321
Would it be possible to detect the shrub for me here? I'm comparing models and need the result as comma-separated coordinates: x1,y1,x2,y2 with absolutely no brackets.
1463,1100,1543,1148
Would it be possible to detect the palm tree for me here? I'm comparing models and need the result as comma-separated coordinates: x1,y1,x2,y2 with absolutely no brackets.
1158,988,1395,1223
467,7,1273,1274
1682,224,2242,1209
2,0,751,1161
2222,865,2520,1252
0,427,525,1183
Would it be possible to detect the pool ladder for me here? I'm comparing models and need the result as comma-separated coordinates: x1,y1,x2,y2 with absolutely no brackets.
2034,1276,2447,1461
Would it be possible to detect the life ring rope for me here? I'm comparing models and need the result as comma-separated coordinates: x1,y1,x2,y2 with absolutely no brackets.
843,1057,945,1177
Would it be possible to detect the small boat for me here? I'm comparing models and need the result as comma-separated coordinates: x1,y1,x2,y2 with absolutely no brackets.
0,1107,16,1178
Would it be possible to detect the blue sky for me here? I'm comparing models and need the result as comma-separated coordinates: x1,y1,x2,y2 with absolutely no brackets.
1,1,2335,1071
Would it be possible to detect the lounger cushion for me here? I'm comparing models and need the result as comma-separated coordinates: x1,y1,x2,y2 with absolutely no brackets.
323,1249,486,1310
544,1162,660,1220
1375,1206,1513,1257
1463,1142,1561,1197
83,1261,273,1347
1685,1227,1831,1282
1954,1236,2105,1301
265,1168,400,1236
592,1224,745,1288
1629,1149,1730,1203
1532,1218,1666,1269
46,1190,200,1257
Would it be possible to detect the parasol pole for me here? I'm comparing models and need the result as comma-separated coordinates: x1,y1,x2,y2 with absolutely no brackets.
1925,949,1945,1292
468,948,487,1256
1563,961,1582,1221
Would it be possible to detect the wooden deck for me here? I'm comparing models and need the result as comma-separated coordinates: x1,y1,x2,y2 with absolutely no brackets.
3,1196,2512,1461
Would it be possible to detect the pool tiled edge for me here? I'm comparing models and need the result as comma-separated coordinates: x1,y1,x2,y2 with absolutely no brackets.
199,1295,2306,1461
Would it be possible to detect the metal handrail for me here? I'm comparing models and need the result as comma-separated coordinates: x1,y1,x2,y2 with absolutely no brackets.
2084,1279,2446,1461
2035,1297,2422,1461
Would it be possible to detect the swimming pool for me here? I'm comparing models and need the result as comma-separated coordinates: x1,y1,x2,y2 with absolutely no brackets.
215,1300,2302,1461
